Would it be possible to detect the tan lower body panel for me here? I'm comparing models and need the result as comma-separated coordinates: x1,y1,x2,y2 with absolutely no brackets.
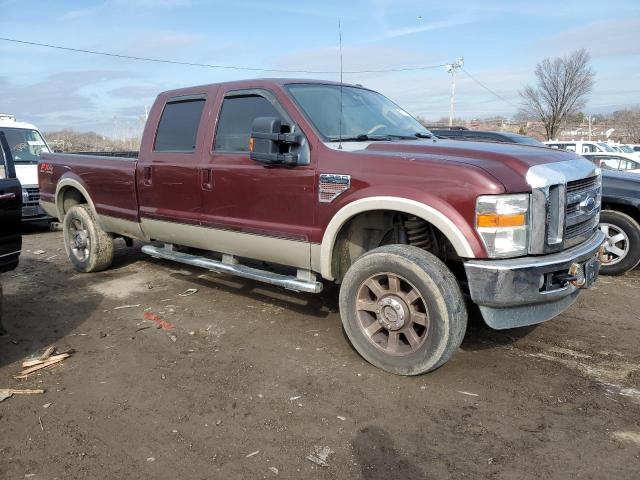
99,215,147,241
40,200,58,219
140,217,315,270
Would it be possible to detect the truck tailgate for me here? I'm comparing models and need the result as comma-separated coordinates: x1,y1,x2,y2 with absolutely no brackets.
40,153,140,222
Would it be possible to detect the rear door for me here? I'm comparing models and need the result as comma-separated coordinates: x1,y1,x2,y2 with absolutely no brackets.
0,133,21,273
136,94,209,234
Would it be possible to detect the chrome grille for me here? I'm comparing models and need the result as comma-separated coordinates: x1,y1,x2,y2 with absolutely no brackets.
23,187,40,206
564,175,600,247
566,176,598,194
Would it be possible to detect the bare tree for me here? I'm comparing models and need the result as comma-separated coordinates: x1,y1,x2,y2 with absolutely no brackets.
520,49,595,140
613,109,640,143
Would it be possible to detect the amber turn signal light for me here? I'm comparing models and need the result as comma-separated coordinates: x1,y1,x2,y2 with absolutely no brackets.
477,213,526,228
249,136,254,152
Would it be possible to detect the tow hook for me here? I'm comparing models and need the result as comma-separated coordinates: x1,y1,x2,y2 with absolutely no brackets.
567,263,586,288
598,243,609,264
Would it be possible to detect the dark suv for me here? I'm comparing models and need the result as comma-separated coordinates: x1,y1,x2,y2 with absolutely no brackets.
0,132,22,334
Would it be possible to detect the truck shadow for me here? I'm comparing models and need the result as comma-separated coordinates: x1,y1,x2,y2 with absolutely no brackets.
352,425,429,480
165,267,340,319
20,220,53,235
460,303,538,351
0,258,102,368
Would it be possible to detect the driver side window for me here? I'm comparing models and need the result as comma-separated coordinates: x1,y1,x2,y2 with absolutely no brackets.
599,157,620,170
214,95,283,153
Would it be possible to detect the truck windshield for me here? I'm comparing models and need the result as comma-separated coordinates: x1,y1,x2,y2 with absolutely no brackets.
0,128,50,163
597,142,616,153
286,84,431,141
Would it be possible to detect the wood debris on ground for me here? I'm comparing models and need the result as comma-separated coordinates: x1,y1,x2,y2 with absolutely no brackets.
0,388,45,402
13,345,74,379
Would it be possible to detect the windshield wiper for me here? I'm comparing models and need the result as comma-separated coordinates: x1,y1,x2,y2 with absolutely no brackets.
329,134,392,142
414,132,432,139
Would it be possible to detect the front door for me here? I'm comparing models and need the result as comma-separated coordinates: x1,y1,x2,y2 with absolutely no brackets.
0,134,21,273
202,89,316,268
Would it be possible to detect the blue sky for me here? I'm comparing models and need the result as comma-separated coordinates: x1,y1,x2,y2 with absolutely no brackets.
1,0,639,136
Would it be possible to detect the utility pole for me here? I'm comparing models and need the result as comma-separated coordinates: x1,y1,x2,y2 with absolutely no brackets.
588,114,592,141
445,58,464,127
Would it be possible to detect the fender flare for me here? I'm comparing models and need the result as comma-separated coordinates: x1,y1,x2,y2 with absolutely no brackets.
319,196,477,280
55,177,99,220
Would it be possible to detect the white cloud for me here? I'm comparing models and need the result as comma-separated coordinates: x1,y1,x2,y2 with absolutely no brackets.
363,16,476,42
540,17,640,58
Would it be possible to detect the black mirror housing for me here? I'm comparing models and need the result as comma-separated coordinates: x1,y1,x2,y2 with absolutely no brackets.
249,116,300,165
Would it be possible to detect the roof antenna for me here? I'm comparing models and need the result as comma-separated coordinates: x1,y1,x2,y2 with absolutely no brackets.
338,18,343,150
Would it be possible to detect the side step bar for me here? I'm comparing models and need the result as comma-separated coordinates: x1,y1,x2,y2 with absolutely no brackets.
141,245,323,294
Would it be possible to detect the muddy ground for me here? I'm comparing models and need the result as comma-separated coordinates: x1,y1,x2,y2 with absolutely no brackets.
0,225,639,479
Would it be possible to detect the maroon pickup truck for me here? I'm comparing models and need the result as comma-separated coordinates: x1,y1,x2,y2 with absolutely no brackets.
39,79,605,375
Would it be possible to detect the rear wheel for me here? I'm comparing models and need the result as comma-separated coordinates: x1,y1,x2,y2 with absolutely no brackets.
599,210,640,276
63,205,114,273
339,245,467,375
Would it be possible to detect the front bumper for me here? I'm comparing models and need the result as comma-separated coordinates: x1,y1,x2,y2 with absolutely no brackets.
464,230,605,329
22,204,51,222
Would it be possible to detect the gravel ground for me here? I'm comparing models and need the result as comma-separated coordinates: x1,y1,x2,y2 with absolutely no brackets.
1,225,639,479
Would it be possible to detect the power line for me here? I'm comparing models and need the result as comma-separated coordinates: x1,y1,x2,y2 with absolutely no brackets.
0,36,448,74
461,67,520,109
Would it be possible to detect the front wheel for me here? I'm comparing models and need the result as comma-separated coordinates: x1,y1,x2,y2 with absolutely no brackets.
63,204,114,273
339,245,467,375
599,210,640,276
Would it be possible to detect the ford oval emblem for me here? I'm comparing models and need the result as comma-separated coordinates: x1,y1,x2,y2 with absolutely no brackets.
581,196,596,213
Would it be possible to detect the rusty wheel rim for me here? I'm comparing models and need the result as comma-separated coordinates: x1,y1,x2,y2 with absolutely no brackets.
355,272,430,356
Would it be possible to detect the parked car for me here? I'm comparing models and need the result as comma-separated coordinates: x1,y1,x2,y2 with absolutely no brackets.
608,144,640,159
545,140,619,154
39,79,604,375
430,128,545,146
595,170,640,275
582,152,640,174
0,132,22,334
0,114,52,222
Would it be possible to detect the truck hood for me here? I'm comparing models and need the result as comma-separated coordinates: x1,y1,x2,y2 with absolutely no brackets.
360,139,584,191
14,163,39,187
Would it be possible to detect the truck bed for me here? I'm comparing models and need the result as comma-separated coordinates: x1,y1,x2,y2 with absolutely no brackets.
39,152,140,222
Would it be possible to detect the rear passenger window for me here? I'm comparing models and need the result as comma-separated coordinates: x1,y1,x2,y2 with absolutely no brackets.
214,95,282,152
154,98,206,152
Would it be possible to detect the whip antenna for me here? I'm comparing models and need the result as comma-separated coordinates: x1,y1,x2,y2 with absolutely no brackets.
338,19,343,150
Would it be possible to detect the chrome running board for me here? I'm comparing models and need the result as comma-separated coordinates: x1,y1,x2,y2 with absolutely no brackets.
141,244,323,294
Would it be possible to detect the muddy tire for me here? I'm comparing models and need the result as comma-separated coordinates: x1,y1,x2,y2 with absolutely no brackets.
63,205,114,273
339,245,467,375
599,210,640,276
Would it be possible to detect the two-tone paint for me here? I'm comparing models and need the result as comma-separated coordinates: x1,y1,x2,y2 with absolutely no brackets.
39,78,593,282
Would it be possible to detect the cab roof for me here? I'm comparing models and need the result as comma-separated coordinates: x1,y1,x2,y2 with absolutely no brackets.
0,114,40,131
158,78,366,99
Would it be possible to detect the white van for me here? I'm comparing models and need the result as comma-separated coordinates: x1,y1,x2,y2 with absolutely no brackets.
0,114,52,222
544,140,618,155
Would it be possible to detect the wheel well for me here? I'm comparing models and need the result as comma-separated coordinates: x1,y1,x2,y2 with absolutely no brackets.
602,203,640,225
59,187,88,216
330,210,457,282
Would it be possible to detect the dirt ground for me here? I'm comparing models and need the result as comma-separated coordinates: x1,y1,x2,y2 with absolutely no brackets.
1,225,639,480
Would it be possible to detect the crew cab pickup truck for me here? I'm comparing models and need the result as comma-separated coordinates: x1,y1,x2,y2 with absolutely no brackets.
39,79,605,375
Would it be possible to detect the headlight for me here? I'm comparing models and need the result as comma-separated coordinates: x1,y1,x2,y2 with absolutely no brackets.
476,194,529,258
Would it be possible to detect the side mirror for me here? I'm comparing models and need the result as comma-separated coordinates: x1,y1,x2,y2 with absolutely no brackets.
249,117,301,165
